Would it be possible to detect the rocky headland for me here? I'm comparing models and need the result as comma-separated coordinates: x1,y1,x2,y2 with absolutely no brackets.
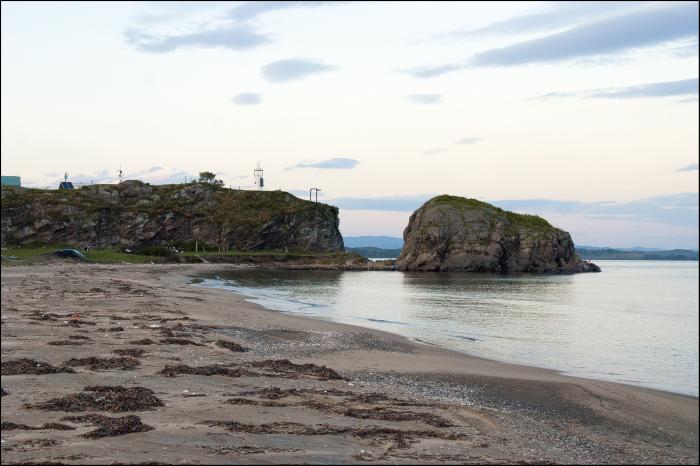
397,195,600,273
0,181,343,252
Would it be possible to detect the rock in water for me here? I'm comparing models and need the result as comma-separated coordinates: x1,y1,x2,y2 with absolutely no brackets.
396,195,600,273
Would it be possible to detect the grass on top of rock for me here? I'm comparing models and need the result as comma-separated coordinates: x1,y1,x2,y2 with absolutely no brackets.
426,194,554,231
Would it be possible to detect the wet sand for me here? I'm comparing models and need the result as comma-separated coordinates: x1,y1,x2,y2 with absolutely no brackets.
1,263,698,464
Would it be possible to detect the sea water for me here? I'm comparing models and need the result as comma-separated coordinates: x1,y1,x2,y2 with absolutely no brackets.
197,261,699,396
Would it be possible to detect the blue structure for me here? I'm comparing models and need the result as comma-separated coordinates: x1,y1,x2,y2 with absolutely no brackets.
1,176,21,187
58,181,74,190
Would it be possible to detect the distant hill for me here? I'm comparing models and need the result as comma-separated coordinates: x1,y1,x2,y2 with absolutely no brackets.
578,246,668,252
347,245,699,261
343,236,403,249
343,235,697,260
346,246,402,258
576,248,698,261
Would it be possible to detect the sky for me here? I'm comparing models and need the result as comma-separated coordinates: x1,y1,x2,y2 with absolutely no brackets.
1,1,698,249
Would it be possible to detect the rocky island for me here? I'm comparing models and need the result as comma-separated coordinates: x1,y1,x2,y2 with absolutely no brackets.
397,195,600,273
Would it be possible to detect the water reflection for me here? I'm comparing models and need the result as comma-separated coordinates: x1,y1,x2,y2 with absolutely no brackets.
198,261,699,396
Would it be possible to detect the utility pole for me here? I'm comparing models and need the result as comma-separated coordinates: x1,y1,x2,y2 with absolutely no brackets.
309,187,321,203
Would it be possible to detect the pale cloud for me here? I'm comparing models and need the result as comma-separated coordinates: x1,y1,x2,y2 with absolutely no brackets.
471,3,699,67
232,93,262,105
329,194,435,211
228,1,337,21
402,63,464,79
431,1,641,41
329,192,699,229
332,192,699,248
677,164,699,172
124,23,271,53
422,148,448,155
406,94,442,104
287,158,358,170
456,137,483,145
531,78,698,101
406,3,699,77
262,59,338,82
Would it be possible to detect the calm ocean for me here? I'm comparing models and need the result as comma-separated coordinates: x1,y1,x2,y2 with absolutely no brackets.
197,261,699,396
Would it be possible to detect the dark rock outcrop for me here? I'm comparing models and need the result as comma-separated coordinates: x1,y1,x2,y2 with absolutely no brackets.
396,195,599,273
1,181,343,252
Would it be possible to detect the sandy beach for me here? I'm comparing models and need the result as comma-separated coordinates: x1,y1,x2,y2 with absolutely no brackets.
1,263,698,464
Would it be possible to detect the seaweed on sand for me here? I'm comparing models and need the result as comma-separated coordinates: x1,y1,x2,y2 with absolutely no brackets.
215,339,247,352
329,406,453,428
62,356,140,371
223,394,450,428
28,312,67,321
66,319,97,327
0,421,75,431
129,338,155,345
33,385,163,412
224,398,291,407
237,386,354,399
247,359,346,380
61,414,154,439
158,364,248,378
112,348,146,358
159,338,204,346
2,359,75,375
201,420,467,447
48,340,86,346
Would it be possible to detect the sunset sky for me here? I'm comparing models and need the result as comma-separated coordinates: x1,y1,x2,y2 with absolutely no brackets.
1,1,698,248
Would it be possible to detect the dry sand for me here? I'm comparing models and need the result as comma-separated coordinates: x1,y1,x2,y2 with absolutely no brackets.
1,263,697,464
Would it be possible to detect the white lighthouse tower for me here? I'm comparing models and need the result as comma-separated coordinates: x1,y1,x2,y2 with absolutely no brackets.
253,163,264,190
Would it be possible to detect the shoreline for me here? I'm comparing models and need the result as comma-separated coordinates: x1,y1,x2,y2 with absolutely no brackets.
2,263,698,464
192,267,698,399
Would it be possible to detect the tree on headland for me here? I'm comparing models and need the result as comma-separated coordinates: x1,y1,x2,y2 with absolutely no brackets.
198,171,224,187
198,171,224,203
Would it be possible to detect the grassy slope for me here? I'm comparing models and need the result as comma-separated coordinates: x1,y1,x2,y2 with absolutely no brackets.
427,195,554,231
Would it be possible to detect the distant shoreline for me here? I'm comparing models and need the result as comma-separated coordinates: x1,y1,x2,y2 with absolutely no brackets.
347,246,699,261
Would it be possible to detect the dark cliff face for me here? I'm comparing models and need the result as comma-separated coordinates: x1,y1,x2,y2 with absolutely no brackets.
396,195,599,273
0,181,344,252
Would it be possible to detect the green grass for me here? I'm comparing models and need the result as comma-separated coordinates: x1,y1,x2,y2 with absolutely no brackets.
1,246,358,265
427,194,494,210
1,246,159,264
426,194,554,231
179,249,346,257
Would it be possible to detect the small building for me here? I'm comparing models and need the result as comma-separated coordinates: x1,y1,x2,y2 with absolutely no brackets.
58,181,74,190
1,176,21,187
